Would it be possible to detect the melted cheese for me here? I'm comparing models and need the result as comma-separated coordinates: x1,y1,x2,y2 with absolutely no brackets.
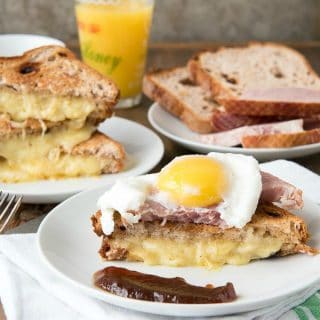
0,125,108,182
109,234,283,269
0,155,109,182
0,87,96,124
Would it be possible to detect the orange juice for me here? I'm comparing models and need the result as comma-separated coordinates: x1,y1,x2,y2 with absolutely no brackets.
75,0,154,106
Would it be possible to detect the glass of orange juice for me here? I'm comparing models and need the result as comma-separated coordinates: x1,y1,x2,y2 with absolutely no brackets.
75,0,154,108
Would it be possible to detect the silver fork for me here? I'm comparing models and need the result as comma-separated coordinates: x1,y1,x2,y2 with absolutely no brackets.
0,193,23,233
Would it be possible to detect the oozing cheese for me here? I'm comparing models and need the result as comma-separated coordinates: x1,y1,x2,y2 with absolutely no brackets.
0,125,108,182
109,234,283,269
0,87,96,124
0,155,109,182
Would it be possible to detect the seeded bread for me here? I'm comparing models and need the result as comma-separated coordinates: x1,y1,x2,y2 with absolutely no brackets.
188,43,320,117
0,46,119,124
92,203,316,262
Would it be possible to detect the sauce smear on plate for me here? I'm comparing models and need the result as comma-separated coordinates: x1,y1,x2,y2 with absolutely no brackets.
94,266,237,304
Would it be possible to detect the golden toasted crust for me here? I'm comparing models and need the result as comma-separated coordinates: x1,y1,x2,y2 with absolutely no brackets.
72,132,125,173
0,46,119,124
242,128,320,148
92,203,316,261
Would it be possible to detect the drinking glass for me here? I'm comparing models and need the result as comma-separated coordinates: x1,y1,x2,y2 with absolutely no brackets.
75,0,154,108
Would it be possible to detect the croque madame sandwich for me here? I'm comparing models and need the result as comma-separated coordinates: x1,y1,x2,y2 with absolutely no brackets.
92,153,317,269
0,45,125,182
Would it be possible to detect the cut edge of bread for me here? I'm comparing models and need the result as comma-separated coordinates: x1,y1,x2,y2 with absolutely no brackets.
143,67,219,134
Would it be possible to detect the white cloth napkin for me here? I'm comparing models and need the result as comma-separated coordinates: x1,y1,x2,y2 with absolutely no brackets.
1,160,320,320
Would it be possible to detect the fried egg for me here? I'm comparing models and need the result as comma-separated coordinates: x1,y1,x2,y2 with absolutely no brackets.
98,153,262,235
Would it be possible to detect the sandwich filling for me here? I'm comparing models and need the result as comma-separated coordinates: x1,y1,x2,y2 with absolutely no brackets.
0,87,96,127
103,231,283,269
0,125,108,182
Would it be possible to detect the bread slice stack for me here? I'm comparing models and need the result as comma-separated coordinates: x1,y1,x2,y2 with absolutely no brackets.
143,43,320,148
0,46,125,182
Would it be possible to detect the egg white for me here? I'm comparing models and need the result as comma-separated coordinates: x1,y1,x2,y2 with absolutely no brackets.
98,153,262,235
208,152,262,228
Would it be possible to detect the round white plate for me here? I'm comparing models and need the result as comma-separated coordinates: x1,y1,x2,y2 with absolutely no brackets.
0,34,65,57
0,117,164,203
148,103,320,161
38,185,320,317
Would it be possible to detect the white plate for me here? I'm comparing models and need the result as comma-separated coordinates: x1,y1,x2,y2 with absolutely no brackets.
38,183,320,317
0,34,65,57
0,117,164,203
148,103,320,161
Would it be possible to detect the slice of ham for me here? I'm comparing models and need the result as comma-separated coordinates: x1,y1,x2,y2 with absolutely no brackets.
211,109,290,132
127,172,303,228
241,88,320,103
260,171,303,209
138,200,226,227
199,119,304,146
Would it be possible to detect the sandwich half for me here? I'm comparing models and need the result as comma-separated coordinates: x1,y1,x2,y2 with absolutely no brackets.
91,154,317,269
0,46,125,182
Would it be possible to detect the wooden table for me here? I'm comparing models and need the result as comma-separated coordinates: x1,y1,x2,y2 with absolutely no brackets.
1,42,320,319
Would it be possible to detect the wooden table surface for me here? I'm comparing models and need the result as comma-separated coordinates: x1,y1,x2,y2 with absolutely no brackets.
2,42,320,319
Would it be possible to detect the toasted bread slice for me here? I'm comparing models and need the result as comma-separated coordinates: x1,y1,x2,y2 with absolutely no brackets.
0,46,119,125
143,67,219,133
242,128,320,148
188,43,320,117
91,204,316,269
0,128,125,182
143,67,296,133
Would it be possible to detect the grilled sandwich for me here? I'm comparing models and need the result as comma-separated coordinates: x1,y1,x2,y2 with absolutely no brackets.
91,154,317,269
0,46,124,182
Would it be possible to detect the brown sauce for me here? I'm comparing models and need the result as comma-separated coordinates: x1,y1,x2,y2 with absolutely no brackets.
94,266,237,304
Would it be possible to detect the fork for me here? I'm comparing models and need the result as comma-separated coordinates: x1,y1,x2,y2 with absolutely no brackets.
0,193,23,233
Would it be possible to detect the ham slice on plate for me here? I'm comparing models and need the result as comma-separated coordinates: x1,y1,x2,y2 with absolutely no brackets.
211,109,290,132
199,119,304,147
242,128,320,148
260,171,303,209
129,172,303,228
241,88,320,103
221,87,320,117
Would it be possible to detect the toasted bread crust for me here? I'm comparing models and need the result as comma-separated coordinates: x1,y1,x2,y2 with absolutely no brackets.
72,132,125,173
143,68,218,133
0,46,119,124
242,128,320,148
92,203,315,261
189,43,320,117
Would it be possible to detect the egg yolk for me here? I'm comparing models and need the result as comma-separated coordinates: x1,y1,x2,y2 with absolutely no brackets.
157,156,228,208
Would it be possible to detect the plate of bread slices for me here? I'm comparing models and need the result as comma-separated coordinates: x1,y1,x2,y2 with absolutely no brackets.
145,43,320,161
38,153,319,317
0,46,164,203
